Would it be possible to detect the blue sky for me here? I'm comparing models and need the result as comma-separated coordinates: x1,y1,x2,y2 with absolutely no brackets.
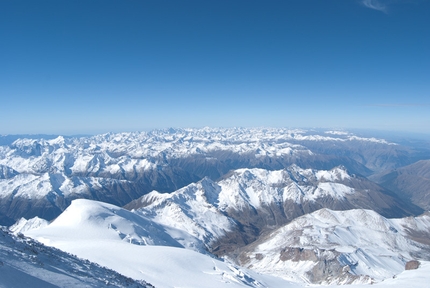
1,0,429,135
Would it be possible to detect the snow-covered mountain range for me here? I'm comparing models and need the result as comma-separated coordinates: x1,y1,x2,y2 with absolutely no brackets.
0,128,424,225
130,165,421,256
2,128,430,287
13,199,430,287
11,166,430,286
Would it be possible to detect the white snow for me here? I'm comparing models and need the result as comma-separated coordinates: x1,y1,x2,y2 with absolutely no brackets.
217,166,356,207
0,128,393,204
0,227,150,288
136,179,236,247
316,166,351,181
21,199,297,288
310,182,355,200
242,208,430,284
2,128,425,287
9,217,49,234
0,128,391,176
17,201,430,288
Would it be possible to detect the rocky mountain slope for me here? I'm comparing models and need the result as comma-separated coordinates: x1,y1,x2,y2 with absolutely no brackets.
371,159,430,210
236,209,430,284
130,165,422,255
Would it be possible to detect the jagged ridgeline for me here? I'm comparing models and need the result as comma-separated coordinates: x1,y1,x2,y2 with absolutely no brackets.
0,128,428,225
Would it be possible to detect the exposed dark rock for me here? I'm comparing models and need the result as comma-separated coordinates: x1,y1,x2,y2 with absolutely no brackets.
0,165,19,179
237,245,373,285
405,260,420,270
280,247,318,262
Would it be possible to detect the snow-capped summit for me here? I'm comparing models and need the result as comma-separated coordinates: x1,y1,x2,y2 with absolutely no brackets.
9,216,49,234
25,199,186,248
133,178,237,249
217,165,355,209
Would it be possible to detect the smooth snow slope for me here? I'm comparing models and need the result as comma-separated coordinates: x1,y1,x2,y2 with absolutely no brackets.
18,199,210,252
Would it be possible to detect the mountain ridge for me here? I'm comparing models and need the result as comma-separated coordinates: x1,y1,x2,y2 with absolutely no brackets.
236,208,430,284
2,128,417,225
129,165,422,257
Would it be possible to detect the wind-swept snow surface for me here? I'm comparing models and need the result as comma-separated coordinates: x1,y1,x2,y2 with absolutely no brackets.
0,227,152,288
20,199,195,249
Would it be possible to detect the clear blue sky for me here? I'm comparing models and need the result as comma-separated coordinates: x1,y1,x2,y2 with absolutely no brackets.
1,0,429,135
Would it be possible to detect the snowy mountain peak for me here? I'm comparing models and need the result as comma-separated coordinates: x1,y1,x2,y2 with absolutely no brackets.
217,166,356,209
296,208,395,232
127,163,421,258
46,135,66,147
316,165,351,182
238,208,430,285
9,216,49,234
31,199,184,247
